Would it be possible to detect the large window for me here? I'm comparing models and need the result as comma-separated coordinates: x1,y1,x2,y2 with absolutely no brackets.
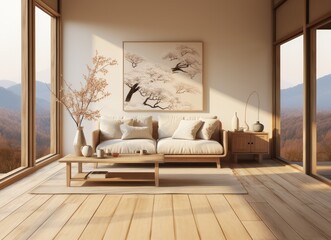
278,35,304,166
0,0,24,177
315,26,331,180
0,1,59,181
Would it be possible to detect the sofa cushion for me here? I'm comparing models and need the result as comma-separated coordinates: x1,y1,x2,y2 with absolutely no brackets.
157,138,223,155
100,118,133,141
197,119,219,140
120,124,153,140
133,116,153,135
158,115,183,139
97,139,157,154
172,120,203,140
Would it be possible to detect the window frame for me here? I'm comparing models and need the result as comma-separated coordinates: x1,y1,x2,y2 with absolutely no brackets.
0,0,61,188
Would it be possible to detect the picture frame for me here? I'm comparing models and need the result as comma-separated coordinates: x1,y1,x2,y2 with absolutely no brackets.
123,41,203,112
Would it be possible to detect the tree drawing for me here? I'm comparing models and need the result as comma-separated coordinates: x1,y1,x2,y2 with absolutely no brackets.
125,52,144,68
175,82,200,94
163,45,202,78
123,43,203,111
124,65,174,105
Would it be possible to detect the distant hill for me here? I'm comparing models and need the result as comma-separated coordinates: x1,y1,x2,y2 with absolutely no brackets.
0,87,21,111
0,84,50,113
281,74,331,110
0,80,17,88
7,81,51,102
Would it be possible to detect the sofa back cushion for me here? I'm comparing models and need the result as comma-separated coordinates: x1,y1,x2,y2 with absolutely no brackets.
158,115,183,139
120,125,153,140
158,115,220,140
99,117,133,141
172,120,203,140
133,116,153,135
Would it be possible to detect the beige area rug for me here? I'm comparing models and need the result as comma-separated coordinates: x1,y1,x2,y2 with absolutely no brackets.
31,164,247,194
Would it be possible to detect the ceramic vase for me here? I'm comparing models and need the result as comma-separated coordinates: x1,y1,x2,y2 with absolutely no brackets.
73,126,86,156
252,121,264,132
231,112,239,131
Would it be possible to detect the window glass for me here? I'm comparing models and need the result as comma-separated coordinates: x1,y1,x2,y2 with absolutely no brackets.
279,35,304,166
0,0,23,177
35,7,54,160
316,29,331,180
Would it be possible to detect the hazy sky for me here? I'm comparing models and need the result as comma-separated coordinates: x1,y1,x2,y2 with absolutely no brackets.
1,1,331,88
0,0,51,83
280,31,331,89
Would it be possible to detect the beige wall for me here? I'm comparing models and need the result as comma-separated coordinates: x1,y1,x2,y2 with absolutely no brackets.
61,0,273,154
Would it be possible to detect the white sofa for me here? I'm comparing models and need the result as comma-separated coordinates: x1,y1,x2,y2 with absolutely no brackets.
92,115,228,168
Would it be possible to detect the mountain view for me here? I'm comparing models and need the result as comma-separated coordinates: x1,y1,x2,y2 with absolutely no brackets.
280,74,331,162
0,81,51,173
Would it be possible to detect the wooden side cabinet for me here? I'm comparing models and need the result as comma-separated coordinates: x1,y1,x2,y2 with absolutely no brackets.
230,131,269,163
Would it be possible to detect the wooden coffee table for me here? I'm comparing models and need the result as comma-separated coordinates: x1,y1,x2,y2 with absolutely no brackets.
59,154,164,187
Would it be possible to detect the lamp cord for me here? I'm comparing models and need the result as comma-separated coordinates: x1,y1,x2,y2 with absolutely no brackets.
244,91,260,126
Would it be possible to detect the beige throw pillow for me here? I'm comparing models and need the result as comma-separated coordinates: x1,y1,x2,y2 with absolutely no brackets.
120,124,153,140
197,119,219,140
196,119,219,140
172,120,203,140
133,116,153,135
100,118,133,141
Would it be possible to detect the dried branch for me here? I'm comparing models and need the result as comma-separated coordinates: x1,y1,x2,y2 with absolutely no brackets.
55,51,117,127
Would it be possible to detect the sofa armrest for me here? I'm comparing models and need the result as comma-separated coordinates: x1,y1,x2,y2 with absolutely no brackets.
92,129,100,153
219,129,228,157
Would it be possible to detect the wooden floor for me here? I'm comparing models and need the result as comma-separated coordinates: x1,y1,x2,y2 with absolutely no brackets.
0,160,330,240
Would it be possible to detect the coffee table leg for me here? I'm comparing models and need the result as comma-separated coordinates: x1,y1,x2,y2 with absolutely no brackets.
78,162,82,173
155,162,159,187
66,162,71,187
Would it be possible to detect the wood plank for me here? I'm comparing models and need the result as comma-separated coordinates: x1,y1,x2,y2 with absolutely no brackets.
255,166,331,236
151,195,175,240
233,167,266,203
189,195,226,240
207,195,251,240
0,193,34,222
242,220,277,240
0,195,52,239
103,195,138,240
0,162,63,208
4,195,68,240
250,202,303,240
29,195,88,240
172,195,199,240
225,195,260,221
127,195,154,240
267,165,331,209
245,167,329,240
54,195,104,240
79,195,121,240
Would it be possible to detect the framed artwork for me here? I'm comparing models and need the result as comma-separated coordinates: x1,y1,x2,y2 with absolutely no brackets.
123,41,203,111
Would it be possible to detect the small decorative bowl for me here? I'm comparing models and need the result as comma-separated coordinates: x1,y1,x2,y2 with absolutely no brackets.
112,152,119,157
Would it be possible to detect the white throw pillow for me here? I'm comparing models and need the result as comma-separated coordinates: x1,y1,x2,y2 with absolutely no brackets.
196,119,219,140
120,124,153,140
172,120,203,140
100,118,133,141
